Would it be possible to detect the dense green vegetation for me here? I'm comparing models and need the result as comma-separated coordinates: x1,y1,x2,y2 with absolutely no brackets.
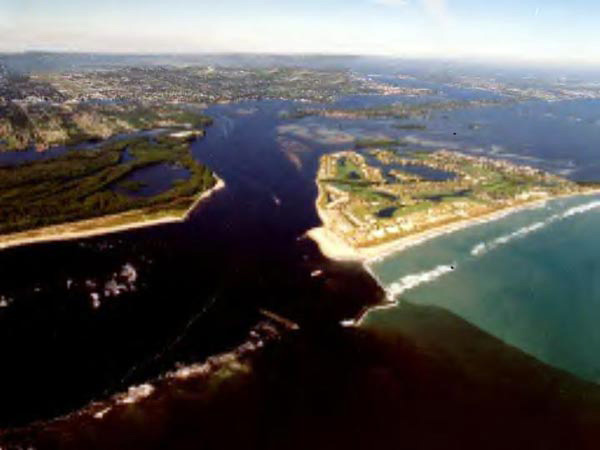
323,157,379,192
113,105,214,130
117,180,148,193
290,99,509,121
0,135,216,234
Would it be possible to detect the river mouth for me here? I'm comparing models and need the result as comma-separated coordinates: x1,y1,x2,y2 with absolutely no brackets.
0,99,385,429
2,92,600,431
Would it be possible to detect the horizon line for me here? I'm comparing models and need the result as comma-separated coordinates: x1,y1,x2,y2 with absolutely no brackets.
2,50,600,70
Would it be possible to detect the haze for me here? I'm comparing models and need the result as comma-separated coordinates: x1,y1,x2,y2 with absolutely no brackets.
0,0,599,66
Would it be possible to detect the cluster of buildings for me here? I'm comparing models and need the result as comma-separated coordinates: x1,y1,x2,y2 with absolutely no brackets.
431,150,566,184
40,66,371,105
318,149,576,249
452,75,600,102
360,76,434,97
0,72,65,106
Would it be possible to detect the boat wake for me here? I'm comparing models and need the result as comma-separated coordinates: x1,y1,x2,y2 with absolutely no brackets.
218,115,235,139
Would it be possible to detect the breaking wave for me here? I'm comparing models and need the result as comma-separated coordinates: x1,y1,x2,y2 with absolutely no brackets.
562,200,600,218
385,264,456,300
360,197,600,324
470,243,487,256
471,199,600,257
471,221,546,256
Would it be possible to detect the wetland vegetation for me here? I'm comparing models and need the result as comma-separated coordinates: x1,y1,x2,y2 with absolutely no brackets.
0,134,216,235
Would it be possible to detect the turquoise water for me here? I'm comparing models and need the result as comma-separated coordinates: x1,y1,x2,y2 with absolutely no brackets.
362,194,600,382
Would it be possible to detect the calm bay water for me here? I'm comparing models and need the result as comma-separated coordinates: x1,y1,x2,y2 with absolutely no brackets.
364,194,600,382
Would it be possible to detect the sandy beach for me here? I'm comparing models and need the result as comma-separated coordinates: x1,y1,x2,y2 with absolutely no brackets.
308,188,600,264
0,177,225,252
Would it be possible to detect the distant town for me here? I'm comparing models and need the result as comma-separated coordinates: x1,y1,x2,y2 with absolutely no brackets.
0,62,426,152
3,52,600,153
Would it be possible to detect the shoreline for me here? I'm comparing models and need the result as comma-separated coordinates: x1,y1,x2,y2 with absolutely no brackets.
308,188,600,265
309,188,600,328
0,176,225,252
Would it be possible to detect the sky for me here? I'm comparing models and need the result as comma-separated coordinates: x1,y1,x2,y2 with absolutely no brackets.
0,0,598,65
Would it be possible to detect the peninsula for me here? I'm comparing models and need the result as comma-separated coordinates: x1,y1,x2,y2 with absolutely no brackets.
0,132,222,251
309,148,599,261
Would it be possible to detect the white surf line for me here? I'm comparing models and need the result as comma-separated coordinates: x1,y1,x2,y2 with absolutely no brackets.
562,200,600,218
471,221,547,256
385,263,457,301
471,199,600,257
347,262,458,327
364,201,552,266
348,196,600,328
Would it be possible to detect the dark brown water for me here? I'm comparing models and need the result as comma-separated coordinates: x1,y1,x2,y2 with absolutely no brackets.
4,303,600,450
0,100,382,428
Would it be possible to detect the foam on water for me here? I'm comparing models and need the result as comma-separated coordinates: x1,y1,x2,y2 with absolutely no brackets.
562,200,600,218
364,194,600,381
471,221,547,256
365,197,600,305
385,264,456,300
470,199,600,257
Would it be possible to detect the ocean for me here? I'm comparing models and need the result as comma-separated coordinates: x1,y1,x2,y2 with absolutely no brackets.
363,194,600,382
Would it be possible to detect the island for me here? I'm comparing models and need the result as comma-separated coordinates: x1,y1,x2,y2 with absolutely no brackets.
309,147,599,261
285,99,509,121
